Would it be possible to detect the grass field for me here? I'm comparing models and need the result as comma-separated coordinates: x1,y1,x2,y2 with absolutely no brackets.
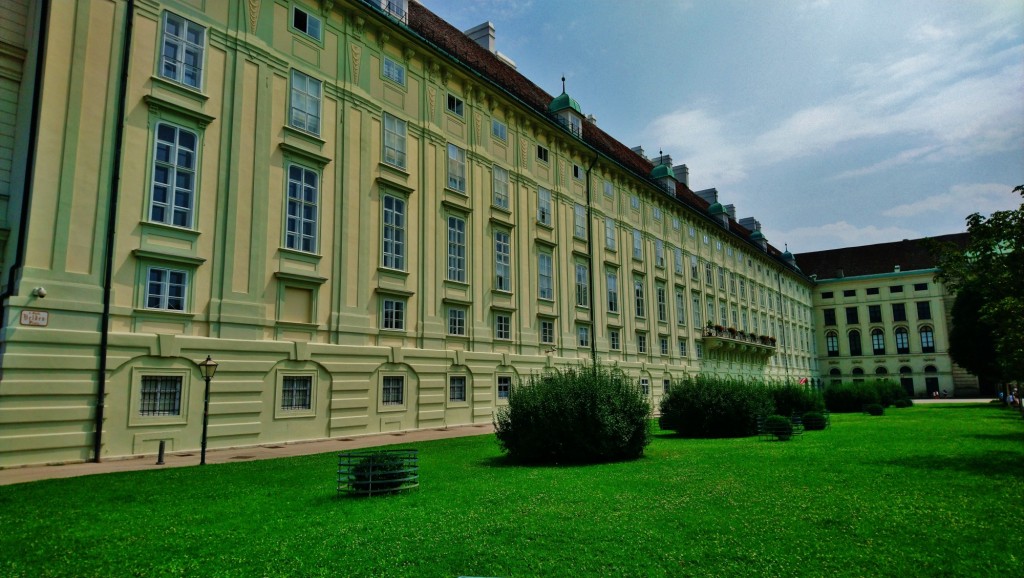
1,403,1022,577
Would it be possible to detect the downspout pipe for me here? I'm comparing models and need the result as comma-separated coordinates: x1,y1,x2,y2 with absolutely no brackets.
94,0,134,462
584,151,599,364
0,1,50,324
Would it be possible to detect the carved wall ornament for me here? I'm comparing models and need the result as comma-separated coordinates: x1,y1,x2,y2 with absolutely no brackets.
403,47,415,62
428,87,436,113
350,43,362,83
247,0,260,33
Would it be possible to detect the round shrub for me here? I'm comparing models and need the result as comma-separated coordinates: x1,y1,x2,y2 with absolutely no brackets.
658,375,773,438
765,415,794,441
865,403,885,416
494,364,651,464
769,383,825,416
893,398,914,408
802,411,827,431
824,382,880,413
873,380,909,407
350,452,409,493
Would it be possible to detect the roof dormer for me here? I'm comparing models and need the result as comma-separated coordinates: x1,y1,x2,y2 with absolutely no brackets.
549,77,583,138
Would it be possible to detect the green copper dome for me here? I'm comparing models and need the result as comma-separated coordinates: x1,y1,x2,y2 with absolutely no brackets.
750,229,765,241
548,91,582,115
708,202,726,215
651,163,675,180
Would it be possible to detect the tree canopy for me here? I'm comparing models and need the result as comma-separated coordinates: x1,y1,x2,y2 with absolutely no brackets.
935,185,1024,383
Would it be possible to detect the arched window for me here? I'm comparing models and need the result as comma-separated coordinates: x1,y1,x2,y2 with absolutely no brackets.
875,366,888,375
851,367,864,383
899,366,914,397
895,327,910,354
924,365,937,373
924,365,940,396
848,330,862,356
828,367,841,386
871,328,885,355
920,326,935,353
826,331,839,357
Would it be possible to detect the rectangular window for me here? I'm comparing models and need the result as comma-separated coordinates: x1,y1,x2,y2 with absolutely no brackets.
150,123,197,228
493,165,510,209
281,376,312,410
146,267,187,311
823,308,836,326
704,262,713,286
382,113,407,169
291,6,322,41
577,324,591,347
605,218,616,250
869,305,882,323
676,290,686,326
678,339,687,357
495,313,511,340
637,333,648,354
656,285,667,322
846,307,859,325
872,331,885,355
717,267,725,290
655,239,665,268
843,289,856,297
866,287,880,295
139,375,182,416
573,164,583,179
536,145,549,162
447,307,466,336
692,294,701,326
289,69,321,135
447,215,466,283
538,251,553,300
892,303,907,322
540,319,555,344
914,283,928,291
729,273,736,295
695,342,703,359
537,188,552,225
604,328,618,350
497,375,511,399
607,270,619,313
630,196,640,210
491,118,507,141
284,163,319,252
449,376,467,402
653,206,662,221
634,277,646,318
917,301,931,320
382,298,405,330
674,248,683,275
382,376,404,405
574,204,587,238
447,144,466,192
382,194,406,270
660,336,669,356
640,378,650,395
673,217,680,230
575,263,590,308
890,285,904,293
690,255,699,280
446,93,464,116
739,279,746,299
495,231,511,292
382,56,406,85
161,12,205,89
821,291,834,299
604,180,613,197
632,229,642,260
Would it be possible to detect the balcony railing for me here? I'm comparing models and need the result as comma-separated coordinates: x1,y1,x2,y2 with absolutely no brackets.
699,327,776,355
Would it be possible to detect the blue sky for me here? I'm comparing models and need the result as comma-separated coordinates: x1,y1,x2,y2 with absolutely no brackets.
420,0,1024,252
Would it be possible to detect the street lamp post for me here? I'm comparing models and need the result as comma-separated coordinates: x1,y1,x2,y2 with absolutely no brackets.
197,355,219,465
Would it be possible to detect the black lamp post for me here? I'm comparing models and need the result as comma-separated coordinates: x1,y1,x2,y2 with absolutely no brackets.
197,355,219,465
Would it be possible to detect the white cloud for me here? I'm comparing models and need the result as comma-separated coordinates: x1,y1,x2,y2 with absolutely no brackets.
769,221,922,253
640,107,748,188
831,145,939,180
882,183,1021,218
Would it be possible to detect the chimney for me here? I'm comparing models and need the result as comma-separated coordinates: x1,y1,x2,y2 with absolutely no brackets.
739,217,760,232
630,146,647,160
673,164,688,186
836,269,845,278
725,204,736,220
693,188,718,205
464,22,496,53
586,114,597,125
650,153,673,167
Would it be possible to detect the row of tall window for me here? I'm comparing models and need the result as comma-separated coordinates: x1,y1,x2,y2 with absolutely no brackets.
825,326,935,357
823,302,930,326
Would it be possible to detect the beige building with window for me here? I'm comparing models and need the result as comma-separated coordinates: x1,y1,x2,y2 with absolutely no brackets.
0,0,909,468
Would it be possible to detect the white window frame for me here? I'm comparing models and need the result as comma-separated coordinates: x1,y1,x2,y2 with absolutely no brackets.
540,319,555,344
609,329,621,350
289,69,321,136
382,193,406,270
145,267,188,312
160,12,205,89
606,270,619,313
447,93,465,116
381,297,406,331
382,56,406,85
447,143,467,192
497,375,512,400
447,306,466,336
382,112,407,169
655,239,665,268
495,313,511,340
447,215,466,282
493,165,510,209
574,204,587,239
449,375,467,403
634,277,646,318
632,229,642,260
150,122,198,228
605,218,616,250
538,251,554,301
491,118,507,141
495,230,511,292
536,144,549,163
577,324,591,348
575,263,590,308
382,375,405,406
537,188,552,226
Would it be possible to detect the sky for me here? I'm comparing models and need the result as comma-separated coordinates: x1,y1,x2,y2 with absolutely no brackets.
420,0,1024,253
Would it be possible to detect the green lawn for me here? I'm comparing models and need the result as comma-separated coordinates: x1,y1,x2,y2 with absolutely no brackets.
2,404,1022,577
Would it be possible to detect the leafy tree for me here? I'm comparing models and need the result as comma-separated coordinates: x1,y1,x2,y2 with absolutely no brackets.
934,185,1024,382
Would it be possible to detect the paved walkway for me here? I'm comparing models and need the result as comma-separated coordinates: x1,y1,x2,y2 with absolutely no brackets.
0,423,496,487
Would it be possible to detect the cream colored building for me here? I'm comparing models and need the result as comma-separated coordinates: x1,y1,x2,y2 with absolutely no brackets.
797,235,980,398
0,0,821,467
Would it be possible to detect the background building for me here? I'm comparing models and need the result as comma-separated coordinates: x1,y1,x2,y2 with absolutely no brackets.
0,0,966,469
796,234,979,398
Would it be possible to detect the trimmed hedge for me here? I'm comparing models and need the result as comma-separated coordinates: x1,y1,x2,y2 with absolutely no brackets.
765,415,794,441
893,398,914,408
865,403,885,416
494,364,651,464
824,380,910,412
658,375,773,438
802,411,828,430
769,383,825,416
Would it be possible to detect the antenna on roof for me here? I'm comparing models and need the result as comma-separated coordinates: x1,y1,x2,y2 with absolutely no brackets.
561,75,566,92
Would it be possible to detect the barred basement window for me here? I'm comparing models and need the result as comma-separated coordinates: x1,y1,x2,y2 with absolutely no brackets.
382,376,404,405
140,375,182,416
281,376,312,410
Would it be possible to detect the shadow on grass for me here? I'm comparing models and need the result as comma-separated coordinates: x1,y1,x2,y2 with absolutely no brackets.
874,451,1024,478
970,432,1024,442
477,453,649,469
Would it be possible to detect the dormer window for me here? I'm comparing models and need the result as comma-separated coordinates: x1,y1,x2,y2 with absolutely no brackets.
379,0,409,23
548,78,584,138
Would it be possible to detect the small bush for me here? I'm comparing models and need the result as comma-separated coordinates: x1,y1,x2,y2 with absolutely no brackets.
659,375,773,438
350,452,409,493
824,382,881,413
769,383,825,416
494,363,651,464
802,411,827,430
893,398,914,408
865,403,885,416
874,380,909,407
765,415,794,441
